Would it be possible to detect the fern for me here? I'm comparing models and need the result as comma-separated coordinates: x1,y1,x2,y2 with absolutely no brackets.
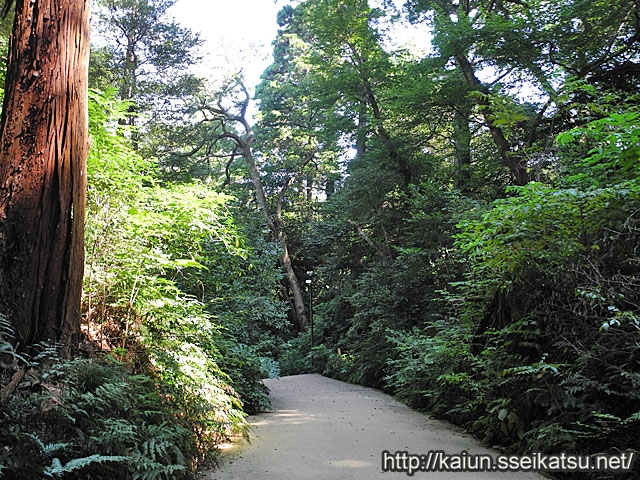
30,342,62,365
23,434,72,455
0,315,28,365
42,443,73,455
44,454,129,477
1,357,199,479
625,412,640,423
131,462,188,480
502,353,561,376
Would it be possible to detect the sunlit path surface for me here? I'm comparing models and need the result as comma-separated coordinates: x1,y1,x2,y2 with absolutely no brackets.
206,374,546,479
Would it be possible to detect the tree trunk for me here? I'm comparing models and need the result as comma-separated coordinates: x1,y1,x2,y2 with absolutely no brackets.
279,282,301,332
306,173,313,203
211,80,312,332
453,107,472,189
242,148,310,330
356,99,367,159
242,149,276,232
0,0,91,347
455,55,528,186
348,43,411,187
361,77,411,187
280,235,309,330
325,176,335,198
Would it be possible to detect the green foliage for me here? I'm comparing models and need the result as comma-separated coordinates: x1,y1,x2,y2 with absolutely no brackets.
275,4,640,469
0,334,195,480
385,318,478,410
81,88,285,470
92,0,203,108
0,314,27,365
379,97,640,470
557,89,640,186
6,0,640,477
455,181,640,301
283,180,470,389
201,207,290,413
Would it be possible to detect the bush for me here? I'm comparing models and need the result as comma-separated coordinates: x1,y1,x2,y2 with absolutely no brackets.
0,328,196,479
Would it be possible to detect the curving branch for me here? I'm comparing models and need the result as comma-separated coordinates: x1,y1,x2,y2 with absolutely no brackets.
184,76,312,330
347,220,388,263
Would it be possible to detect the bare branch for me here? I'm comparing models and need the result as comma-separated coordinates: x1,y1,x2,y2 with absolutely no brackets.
347,220,388,262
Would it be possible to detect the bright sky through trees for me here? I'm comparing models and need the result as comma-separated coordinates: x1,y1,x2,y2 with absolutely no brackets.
169,0,291,89
169,0,431,96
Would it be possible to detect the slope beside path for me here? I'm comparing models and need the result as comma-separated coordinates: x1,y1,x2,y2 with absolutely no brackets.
206,374,546,479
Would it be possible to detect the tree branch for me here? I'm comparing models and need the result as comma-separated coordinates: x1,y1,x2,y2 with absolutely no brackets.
223,146,240,187
348,220,388,262
276,153,315,223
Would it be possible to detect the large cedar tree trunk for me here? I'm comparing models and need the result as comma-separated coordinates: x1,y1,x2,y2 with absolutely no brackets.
0,0,91,347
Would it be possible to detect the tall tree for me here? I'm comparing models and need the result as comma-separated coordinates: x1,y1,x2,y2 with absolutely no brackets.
177,77,314,331
406,0,640,185
282,0,412,188
93,0,202,140
0,0,91,347
255,14,343,202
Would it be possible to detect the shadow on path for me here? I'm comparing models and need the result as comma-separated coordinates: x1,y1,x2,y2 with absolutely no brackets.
206,374,546,479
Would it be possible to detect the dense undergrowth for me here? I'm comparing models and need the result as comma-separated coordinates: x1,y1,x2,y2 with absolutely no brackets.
281,93,640,479
0,89,282,478
1,326,197,479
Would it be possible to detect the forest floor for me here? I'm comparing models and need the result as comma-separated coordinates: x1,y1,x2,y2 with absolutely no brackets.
205,374,547,479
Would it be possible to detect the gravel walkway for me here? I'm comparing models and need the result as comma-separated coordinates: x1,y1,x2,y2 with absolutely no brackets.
206,374,547,479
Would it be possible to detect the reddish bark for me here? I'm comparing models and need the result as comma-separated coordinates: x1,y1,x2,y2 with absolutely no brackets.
0,0,91,347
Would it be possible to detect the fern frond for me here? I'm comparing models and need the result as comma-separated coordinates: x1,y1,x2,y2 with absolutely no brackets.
44,454,129,477
42,443,73,455
131,460,188,480
625,411,640,422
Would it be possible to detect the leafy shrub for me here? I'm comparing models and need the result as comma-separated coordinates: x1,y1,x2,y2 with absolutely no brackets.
382,105,640,477
0,325,195,480
329,99,640,478
385,318,478,413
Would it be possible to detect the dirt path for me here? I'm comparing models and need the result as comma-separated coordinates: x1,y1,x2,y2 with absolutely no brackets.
206,374,546,479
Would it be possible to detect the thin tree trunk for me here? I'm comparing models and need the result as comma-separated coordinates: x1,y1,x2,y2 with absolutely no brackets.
242,150,277,233
347,43,411,187
306,173,313,202
211,80,312,331
361,77,411,187
279,283,300,332
325,177,335,198
242,149,310,330
280,236,309,330
348,220,388,263
0,0,90,347
455,55,528,185
453,107,472,189
356,99,367,159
